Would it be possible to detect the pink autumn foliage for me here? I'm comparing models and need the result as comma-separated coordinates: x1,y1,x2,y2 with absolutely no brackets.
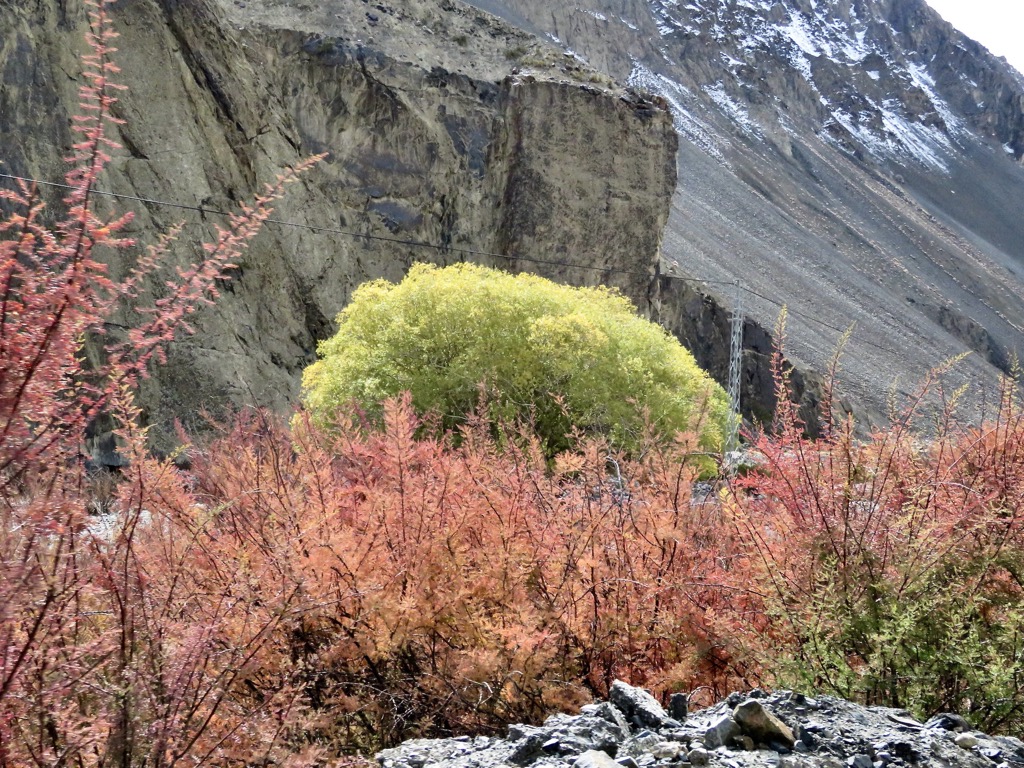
4,3,1024,766
0,2,320,764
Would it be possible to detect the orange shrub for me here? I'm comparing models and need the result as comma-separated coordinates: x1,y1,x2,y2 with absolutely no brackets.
143,397,752,751
0,3,316,763
724,341,1024,734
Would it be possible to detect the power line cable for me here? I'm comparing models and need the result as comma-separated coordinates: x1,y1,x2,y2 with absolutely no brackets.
0,170,904,356
742,286,904,356
0,172,737,287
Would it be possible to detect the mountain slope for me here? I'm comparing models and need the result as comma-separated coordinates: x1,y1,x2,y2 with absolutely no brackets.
466,0,1024,424
4,0,1024,441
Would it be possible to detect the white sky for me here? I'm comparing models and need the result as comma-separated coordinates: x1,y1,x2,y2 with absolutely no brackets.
924,0,1024,75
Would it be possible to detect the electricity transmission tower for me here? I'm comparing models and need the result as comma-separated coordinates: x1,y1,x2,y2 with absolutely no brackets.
726,280,743,456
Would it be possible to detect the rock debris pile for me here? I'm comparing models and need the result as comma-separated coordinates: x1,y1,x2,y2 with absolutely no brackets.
377,683,1024,768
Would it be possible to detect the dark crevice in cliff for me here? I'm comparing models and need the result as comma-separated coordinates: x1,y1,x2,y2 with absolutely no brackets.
156,0,258,187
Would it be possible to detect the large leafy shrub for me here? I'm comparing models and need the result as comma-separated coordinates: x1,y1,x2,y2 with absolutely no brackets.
724,338,1024,734
301,263,729,456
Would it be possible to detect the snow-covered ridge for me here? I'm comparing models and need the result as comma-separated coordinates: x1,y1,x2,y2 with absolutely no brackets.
639,0,966,171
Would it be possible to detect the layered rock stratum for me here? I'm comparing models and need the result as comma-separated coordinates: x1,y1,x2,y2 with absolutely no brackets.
377,683,1024,768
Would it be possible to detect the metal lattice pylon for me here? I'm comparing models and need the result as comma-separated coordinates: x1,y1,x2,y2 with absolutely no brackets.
726,280,744,457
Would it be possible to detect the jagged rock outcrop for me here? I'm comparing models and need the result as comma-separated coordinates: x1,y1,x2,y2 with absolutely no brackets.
377,683,1024,768
0,0,685,451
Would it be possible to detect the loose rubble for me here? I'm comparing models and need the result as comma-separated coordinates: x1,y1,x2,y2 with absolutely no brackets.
377,683,1024,768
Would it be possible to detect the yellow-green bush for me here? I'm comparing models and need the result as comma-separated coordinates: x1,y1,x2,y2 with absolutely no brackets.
301,263,729,456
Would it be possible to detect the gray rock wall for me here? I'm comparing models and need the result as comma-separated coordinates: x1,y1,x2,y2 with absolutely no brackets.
0,0,683,450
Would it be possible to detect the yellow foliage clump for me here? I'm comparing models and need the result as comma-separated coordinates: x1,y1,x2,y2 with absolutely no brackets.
301,263,729,456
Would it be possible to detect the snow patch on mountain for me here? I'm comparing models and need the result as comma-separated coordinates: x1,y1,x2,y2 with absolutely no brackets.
704,82,762,138
636,0,968,171
628,62,727,163
782,11,823,57
907,62,963,135
826,103,955,172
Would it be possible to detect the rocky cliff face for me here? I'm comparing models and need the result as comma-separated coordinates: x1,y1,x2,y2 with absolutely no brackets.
465,0,1024,426
0,0,679,450
377,682,1024,768
5,0,1024,441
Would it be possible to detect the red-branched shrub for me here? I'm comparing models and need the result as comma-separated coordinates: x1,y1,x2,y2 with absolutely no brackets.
1,400,317,767
0,3,318,764
137,397,752,752
725,334,1024,734
0,2,315,489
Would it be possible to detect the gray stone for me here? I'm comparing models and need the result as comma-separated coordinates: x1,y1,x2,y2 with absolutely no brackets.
924,714,972,732
995,737,1024,756
884,714,924,731
669,694,689,722
508,724,533,741
704,714,741,750
377,686,1016,768
575,750,624,768
508,734,548,765
688,748,710,766
610,681,679,730
651,742,684,760
955,735,980,750
507,711,630,763
733,735,755,751
733,700,795,748
620,732,667,759
581,702,633,735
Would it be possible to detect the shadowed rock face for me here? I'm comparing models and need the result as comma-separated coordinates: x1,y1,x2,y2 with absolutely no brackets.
464,0,1024,428
0,0,682,451
376,683,1024,768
